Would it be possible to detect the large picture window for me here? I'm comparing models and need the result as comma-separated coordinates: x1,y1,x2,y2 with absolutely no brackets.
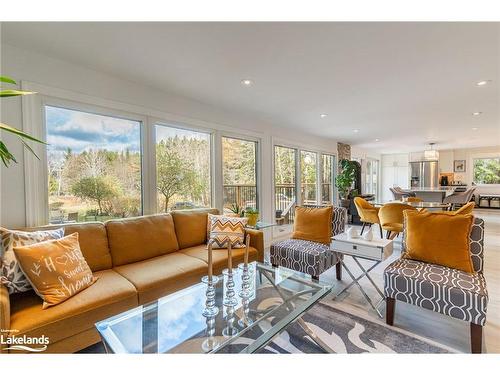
222,137,258,213
274,146,297,225
300,150,317,205
155,125,211,211
45,105,142,224
473,158,500,184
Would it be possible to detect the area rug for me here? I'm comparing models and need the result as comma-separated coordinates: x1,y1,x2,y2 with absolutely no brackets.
80,300,453,354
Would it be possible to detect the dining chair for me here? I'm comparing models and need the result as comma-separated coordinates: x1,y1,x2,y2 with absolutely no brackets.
390,186,416,200
378,203,418,239
443,187,476,210
353,197,383,238
406,197,423,203
437,201,475,216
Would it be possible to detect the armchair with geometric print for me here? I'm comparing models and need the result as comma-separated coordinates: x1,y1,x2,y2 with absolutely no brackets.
270,206,347,281
383,218,488,353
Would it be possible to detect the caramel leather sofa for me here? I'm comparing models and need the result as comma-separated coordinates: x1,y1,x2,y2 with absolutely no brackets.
0,208,264,353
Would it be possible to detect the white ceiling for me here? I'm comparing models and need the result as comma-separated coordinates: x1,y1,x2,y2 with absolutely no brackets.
2,22,499,153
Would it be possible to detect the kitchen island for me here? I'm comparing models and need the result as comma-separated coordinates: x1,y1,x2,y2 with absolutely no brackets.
410,187,457,202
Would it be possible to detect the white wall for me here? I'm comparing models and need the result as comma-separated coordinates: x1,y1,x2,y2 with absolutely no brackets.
0,43,339,228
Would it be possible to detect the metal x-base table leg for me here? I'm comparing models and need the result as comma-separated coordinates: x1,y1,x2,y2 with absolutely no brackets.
334,256,385,318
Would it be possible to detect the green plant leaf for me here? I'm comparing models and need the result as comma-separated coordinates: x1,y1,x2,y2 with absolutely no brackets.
0,141,17,167
0,76,16,85
0,122,47,144
0,89,36,97
20,138,41,161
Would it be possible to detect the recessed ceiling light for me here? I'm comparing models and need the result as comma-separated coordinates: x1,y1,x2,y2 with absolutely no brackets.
472,127,479,131
476,80,491,86
241,79,253,86
320,114,328,118
353,129,359,133
375,138,380,142
472,112,482,116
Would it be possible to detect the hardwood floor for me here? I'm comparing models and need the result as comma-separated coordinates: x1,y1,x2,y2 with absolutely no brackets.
271,209,500,353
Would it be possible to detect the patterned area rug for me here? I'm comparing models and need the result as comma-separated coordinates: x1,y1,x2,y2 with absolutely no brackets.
80,300,452,354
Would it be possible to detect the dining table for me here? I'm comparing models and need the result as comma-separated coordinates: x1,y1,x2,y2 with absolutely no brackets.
372,200,452,210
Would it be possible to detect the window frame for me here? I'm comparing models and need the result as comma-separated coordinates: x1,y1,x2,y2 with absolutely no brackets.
36,97,148,225
221,134,261,212
321,153,337,205
472,156,500,186
153,121,215,212
364,157,380,199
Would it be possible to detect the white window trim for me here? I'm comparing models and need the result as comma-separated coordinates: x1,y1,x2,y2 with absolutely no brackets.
24,96,148,226
470,153,500,187
21,81,267,226
220,132,262,213
153,120,216,213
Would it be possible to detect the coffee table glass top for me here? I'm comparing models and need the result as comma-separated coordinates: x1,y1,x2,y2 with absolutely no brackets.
95,262,331,353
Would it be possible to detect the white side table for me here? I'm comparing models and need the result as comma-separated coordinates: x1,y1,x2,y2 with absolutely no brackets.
330,233,394,318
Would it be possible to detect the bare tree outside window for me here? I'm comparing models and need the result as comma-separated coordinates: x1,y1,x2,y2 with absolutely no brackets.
155,125,211,212
46,106,142,224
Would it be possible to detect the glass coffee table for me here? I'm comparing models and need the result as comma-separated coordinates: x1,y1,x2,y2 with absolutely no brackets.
96,262,332,353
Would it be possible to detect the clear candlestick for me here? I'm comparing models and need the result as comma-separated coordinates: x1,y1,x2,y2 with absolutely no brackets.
201,274,219,352
238,262,254,327
222,242,239,337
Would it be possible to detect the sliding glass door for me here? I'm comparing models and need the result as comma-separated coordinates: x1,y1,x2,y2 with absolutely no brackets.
274,146,297,225
300,151,317,205
321,154,336,204
364,158,379,198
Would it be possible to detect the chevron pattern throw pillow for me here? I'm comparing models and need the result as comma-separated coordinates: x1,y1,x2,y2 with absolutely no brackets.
208,214,247,249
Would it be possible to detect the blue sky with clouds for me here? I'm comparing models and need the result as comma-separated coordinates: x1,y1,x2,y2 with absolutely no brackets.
46,106,141,154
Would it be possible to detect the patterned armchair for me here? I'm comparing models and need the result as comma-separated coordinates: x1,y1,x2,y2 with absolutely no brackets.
384,218,488,353
270,206,347,280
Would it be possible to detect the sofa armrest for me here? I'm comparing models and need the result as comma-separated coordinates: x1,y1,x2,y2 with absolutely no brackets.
245,228,265,262
0,284,10,352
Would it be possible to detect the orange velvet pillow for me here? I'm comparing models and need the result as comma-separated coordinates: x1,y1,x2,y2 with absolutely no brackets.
403,210,474,273
13,233,97,308
292,206,333,245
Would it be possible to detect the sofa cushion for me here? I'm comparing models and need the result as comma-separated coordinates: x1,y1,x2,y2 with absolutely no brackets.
8,269,137,345
270,239,340,277
179,244,258,274
21,222,112,272
114,253,207,304
13,233,97,308
106,214,179,266
292,206,333,245
403,210,474,273
171,208,219,249
1,226,65,294
208,214,248,249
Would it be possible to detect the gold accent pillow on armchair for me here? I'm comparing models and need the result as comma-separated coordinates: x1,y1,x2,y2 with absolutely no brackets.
13,232,97,308
403,210,474,273
292,206,333,245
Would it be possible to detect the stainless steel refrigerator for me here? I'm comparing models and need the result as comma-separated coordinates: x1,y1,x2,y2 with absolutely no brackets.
409,161,439,188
